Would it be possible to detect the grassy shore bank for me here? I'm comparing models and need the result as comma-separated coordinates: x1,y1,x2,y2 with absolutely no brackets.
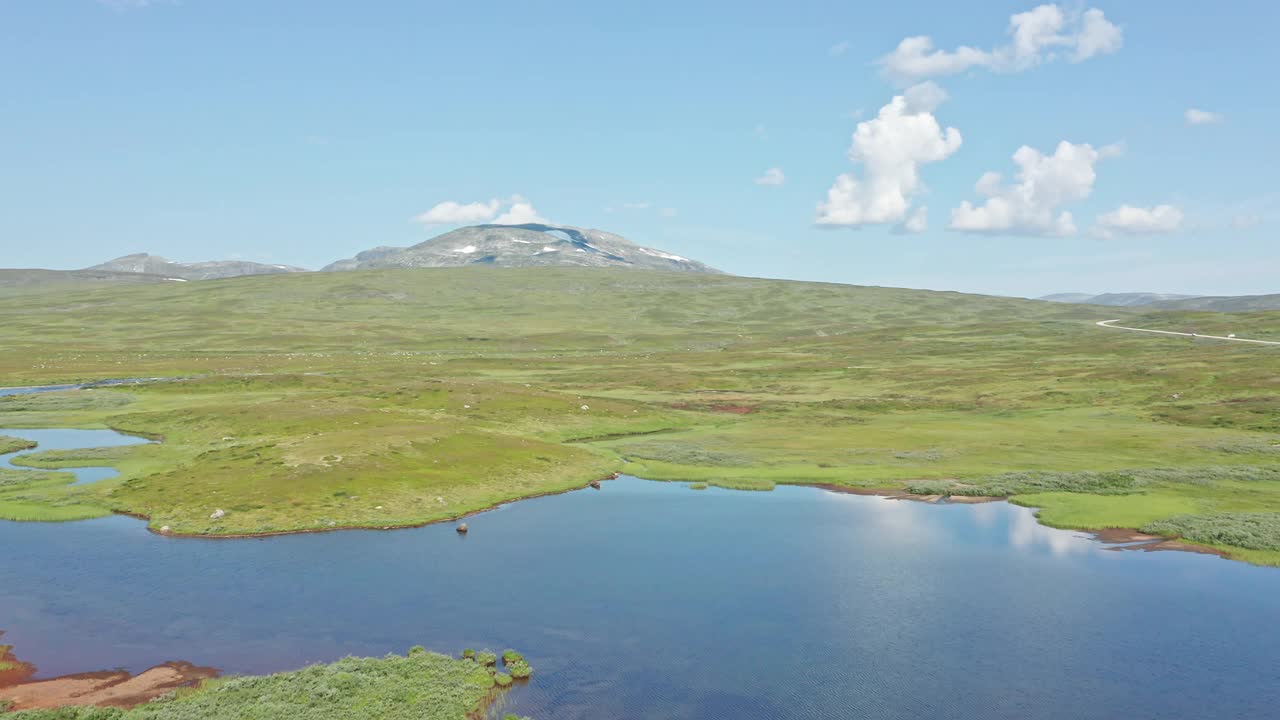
3,648,529,719
0,268,1276,563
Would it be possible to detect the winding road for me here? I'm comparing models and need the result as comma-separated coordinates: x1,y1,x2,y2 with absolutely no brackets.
1096,319,1280,346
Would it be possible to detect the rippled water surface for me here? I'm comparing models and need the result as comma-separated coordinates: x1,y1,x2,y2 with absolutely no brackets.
2,473,1278,719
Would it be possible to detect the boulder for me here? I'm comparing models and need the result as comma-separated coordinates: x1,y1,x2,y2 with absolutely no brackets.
210,509,225,520
456,523,468,534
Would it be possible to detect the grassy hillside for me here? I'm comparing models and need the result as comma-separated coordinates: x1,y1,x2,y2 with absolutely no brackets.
0,268,1277,562
1119,309,1280,341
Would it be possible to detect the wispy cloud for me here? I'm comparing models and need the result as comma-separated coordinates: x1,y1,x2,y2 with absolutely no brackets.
879,4,1122,84
1184,108,1224,125
754,168,786,186
605,201,677,219
828,41,850,57
1093,204,1184,238
1231,214,1261,230
97,0,174,8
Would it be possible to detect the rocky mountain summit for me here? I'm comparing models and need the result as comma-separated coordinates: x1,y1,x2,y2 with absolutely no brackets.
322,224,722,273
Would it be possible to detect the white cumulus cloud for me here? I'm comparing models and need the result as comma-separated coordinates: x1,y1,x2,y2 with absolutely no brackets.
492,195,548,225
414,199,501,225
880,4,1123,83
815,83,961,228
1093,205,1184,238
949,141,1108,237
755,168,786,186
413,196,547,226
1185,108,1224,125
896,206,929,234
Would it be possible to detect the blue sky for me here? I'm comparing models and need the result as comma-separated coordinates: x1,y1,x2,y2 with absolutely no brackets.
1,0,1275,297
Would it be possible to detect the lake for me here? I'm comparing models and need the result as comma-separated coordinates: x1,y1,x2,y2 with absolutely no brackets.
1,469,1278,719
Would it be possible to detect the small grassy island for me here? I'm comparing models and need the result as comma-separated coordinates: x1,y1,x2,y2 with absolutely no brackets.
2,648,533,719
0,436,36,456
0,269,1277,564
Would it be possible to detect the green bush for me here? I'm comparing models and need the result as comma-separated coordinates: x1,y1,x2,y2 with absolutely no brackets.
907,466,1280,498
461,648,475,660
494,672,512,687
501,650,523,664
507,660,533,679
475,650,497,667
1142,513,1280,551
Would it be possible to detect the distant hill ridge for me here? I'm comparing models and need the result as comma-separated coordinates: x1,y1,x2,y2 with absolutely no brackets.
1041,291,1280,312
323,223,722,273
86,254,307,281
1040,292,1201,307
1152,293,1280,312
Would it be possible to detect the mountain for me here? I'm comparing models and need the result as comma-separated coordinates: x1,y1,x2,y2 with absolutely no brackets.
1040,292,1201,307
1149,293,1280,312
85,254,308,281
323,224,722,273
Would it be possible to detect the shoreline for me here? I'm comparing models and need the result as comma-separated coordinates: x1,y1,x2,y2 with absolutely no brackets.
0,380,1263,563
0,662,218,712
132,472,624,540
5,450,1234,562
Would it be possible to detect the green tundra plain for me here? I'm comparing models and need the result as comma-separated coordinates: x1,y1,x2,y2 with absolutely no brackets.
1,268,1277,563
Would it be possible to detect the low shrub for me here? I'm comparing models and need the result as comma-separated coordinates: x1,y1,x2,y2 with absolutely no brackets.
1142,513,1280,551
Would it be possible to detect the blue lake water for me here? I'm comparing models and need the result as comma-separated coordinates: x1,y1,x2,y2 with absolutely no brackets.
0,428,152,484
1,475,1278,719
